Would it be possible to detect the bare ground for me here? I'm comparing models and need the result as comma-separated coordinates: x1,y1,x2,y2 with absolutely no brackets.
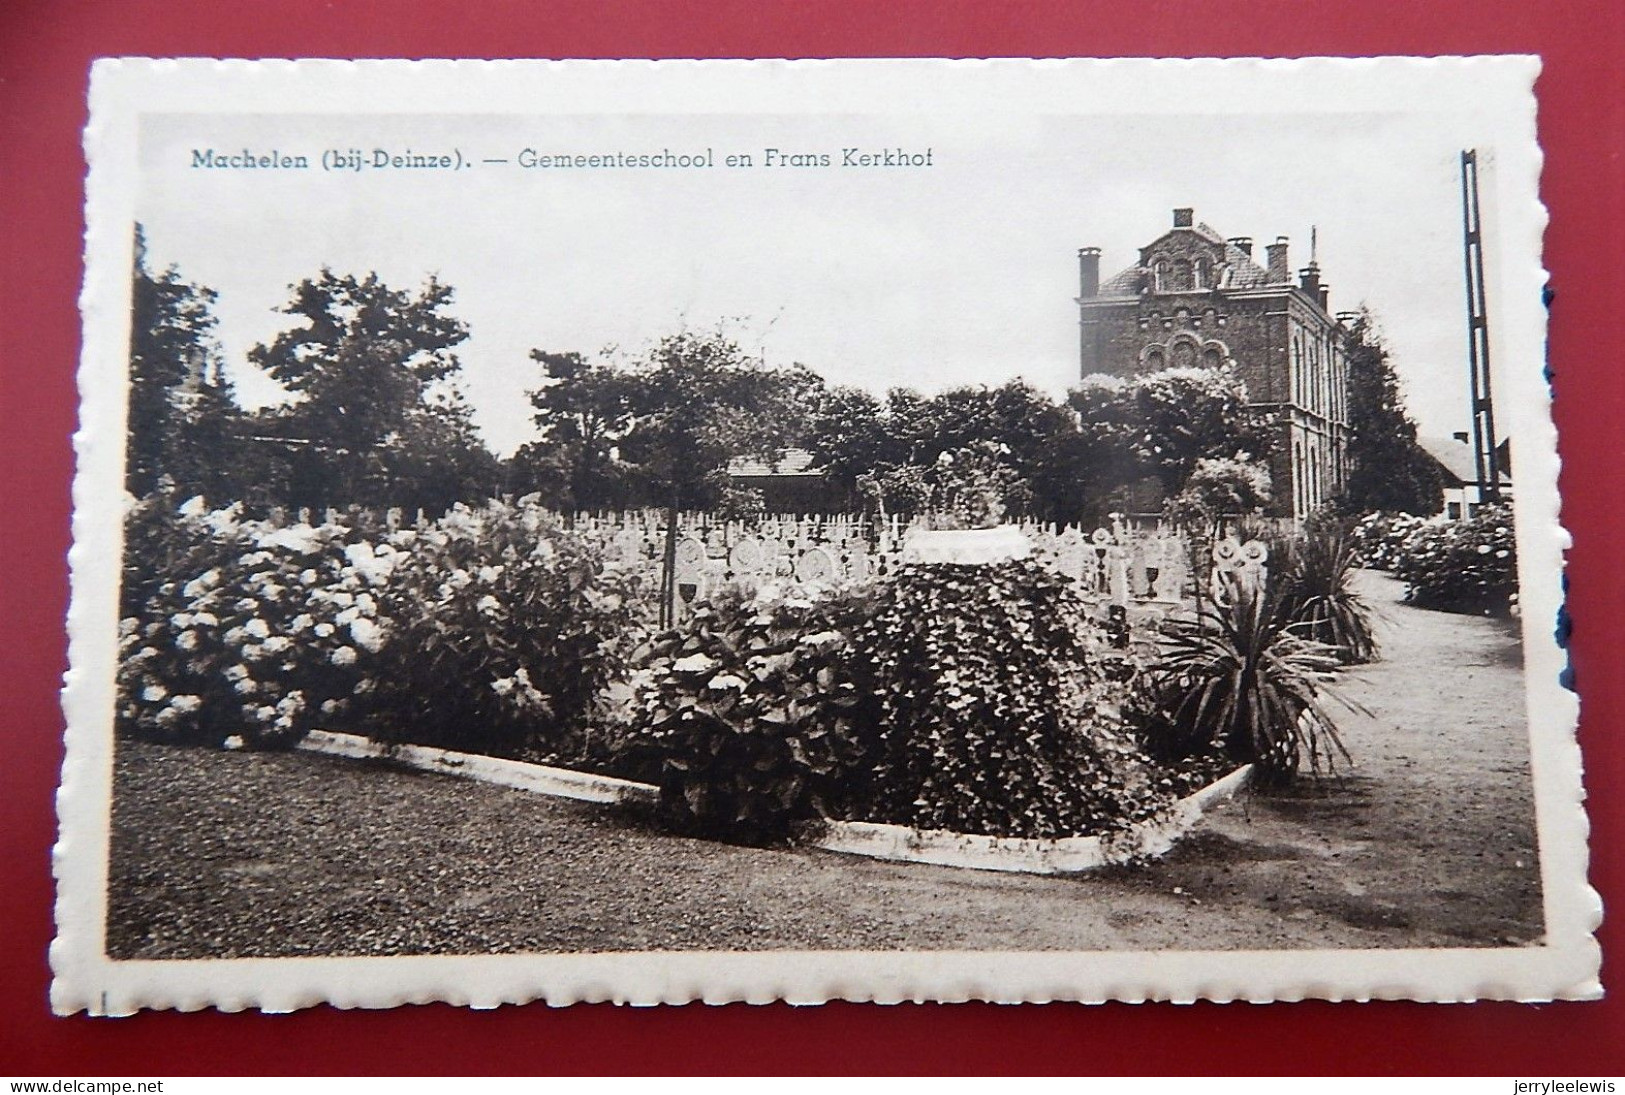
106,571,1543,958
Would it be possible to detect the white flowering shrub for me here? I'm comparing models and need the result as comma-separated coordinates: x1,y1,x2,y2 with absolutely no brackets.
1349,510,1432,571
117,498,393,749
362,498,648,761
1392,504,1518,615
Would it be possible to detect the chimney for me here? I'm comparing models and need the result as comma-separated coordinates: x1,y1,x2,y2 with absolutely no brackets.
1266,236,1290,282
1077,247,1101,299
1453,431,1470,444
1228,236,1253,257
1336,310,1360,327
1299,263,1321,297
1318,284,1330,311
1173,207,1194,228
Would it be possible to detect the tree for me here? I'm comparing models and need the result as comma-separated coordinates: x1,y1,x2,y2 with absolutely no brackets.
1065,364,1275,521
616,330,809,625
803,384,900,507
1339,310,1446,516
518,350,636,511
807,379,1074,518
915,379,1073,475
127,225,241,500
381,390,503,515
247,270,497,511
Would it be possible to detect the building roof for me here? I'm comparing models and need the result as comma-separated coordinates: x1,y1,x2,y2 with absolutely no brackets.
1097,222,1281,296
726,447,824,478
1417,434,1513,487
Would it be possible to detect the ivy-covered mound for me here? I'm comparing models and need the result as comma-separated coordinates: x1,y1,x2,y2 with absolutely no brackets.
620,559,1173,845
852,560,1169,841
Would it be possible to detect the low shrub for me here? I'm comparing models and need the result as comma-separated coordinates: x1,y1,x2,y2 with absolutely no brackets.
364,498,649,762
117,498,385,749
1278,514,1378,664
619,583,879,842
1391,504,1517,615
852,559,1168,840
1135,585,1352,788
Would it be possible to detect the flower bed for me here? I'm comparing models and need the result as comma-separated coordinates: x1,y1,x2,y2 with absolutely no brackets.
118,497,1331,855
117,495,649,761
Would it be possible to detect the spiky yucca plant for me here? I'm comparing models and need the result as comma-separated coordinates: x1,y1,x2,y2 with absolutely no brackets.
1151,585,1355,788
1280,515,1378,664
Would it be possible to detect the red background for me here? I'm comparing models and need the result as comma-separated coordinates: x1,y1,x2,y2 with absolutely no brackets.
3,0,1622,1075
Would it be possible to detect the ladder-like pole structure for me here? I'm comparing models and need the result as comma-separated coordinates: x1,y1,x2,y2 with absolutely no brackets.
1461,149,1503,502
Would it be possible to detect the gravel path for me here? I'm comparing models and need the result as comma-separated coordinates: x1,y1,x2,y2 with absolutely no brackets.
107,571,1543,958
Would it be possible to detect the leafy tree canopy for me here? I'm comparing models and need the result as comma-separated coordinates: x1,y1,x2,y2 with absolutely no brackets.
246,269,497,511
1072,365,1275,497
127,225,242,501
617,330,813,509
520,349,637,511
1338,309,1446,517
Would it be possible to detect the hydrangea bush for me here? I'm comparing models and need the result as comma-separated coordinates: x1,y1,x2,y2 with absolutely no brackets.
363,498,648,762
618,582,880,841
1349,511,1431,571
1391,504,1518,615
118,495,648,759
117,497,390,749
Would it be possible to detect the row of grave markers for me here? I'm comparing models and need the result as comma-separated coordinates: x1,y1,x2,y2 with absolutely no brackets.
565,511,1268,623
266,505,1267,620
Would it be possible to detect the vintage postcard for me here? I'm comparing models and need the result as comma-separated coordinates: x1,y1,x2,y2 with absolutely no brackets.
55,56,1598,1013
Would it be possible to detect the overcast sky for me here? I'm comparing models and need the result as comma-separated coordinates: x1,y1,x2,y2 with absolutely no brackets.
138,108,1524,457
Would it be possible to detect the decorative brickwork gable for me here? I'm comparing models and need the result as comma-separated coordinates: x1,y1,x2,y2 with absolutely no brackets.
1077,209,1354,521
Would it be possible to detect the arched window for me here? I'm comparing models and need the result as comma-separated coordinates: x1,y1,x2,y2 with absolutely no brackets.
1194,255,1212,289
1143,346,1165,371
1294,442,1306,519
1201,347,1223,369
1170,339,1197,369
1152,259,1168,291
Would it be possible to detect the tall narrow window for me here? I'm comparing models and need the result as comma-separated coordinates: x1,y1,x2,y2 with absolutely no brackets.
1292,335,1304,404
1294,443,1306,519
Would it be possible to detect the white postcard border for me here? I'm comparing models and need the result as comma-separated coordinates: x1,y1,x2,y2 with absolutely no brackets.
55,56,1599,1013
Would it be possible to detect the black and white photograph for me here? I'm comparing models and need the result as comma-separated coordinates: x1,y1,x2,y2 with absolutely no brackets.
54,57,1596,1012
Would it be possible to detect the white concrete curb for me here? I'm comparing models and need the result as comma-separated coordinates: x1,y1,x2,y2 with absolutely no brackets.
812,764,1252,875
298,729,659,807
297,729,1249,876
